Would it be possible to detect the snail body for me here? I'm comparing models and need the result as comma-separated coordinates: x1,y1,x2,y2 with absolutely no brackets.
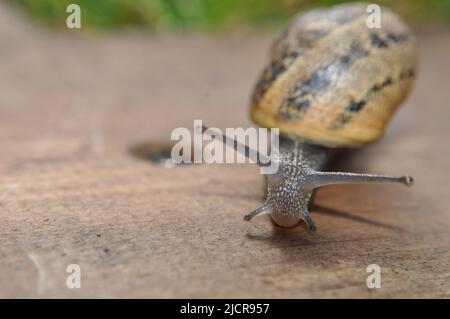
205,3,418,230
259,137,412,229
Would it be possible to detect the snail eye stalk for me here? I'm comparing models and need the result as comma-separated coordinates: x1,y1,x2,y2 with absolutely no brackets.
305,171,414,190
200,124,271,166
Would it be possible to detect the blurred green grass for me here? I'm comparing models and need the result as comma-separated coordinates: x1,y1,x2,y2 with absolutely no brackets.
13,0,450,31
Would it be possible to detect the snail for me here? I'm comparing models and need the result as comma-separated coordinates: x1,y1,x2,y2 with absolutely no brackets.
203,3,418,230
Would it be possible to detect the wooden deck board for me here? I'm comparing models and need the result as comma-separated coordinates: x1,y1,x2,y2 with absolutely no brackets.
0,4,449,298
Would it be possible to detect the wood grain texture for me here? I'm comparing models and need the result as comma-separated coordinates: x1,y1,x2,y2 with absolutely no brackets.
0,3,449,298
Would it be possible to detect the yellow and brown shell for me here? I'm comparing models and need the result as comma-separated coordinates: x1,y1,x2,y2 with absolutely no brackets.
250,3,418,147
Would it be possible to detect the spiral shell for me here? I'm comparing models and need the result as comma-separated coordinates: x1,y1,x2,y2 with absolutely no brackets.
250,3,418,147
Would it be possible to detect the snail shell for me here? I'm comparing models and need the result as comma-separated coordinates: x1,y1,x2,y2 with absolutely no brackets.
250,3,418,147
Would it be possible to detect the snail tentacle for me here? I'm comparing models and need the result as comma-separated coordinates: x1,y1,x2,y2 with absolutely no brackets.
305,171,414,189
302,212,317,232
201,125,271,166
243,201,271,221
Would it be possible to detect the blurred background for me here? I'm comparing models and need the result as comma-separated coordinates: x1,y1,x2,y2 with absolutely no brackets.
12,0,450,31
